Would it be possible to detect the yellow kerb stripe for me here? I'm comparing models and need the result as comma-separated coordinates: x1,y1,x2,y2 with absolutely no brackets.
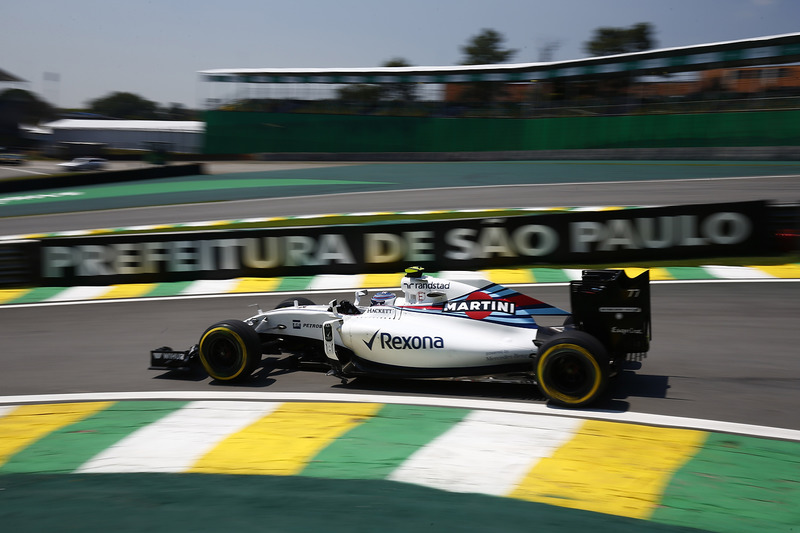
189,402,382,475
616,267,673,281
231,277,281,293
360,273,402,288
480,269,534,284
509,420,706,519
749,264,800,278
0,289,30,304
0,402,114,467
99,284,158,300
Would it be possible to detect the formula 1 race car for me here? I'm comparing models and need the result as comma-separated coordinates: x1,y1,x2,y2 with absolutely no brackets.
150,267,651,407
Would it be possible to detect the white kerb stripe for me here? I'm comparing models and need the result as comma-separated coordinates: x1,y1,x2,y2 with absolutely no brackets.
46,286,112,302
76,401,281,473
389,411,582,496
0,405,17,418
702,265,775,279
562,269,585,281
180,279,241,295
435,271,488,280
307,274,365,291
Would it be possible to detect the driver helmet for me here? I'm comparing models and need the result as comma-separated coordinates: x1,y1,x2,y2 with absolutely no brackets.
371,291,397,306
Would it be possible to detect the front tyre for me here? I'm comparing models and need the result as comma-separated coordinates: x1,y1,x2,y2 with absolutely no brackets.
535,331,608,408
198,320,262,382
275,297,316,309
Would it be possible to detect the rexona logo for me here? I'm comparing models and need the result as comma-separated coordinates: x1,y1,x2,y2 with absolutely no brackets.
363,330,444,350
444,291,516,320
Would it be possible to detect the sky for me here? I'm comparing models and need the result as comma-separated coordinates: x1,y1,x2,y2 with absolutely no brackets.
1,0,798,109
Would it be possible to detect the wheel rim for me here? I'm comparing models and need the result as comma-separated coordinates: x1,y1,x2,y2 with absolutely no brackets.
546,349,595,396
200,328,248,379
206,336,242,371
538,342,602,404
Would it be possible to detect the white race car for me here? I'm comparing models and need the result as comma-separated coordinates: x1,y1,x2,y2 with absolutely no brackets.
57,157,107,171
151,267,651,407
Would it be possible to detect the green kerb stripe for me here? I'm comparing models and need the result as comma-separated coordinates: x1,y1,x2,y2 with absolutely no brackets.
144,281,196,298
299,404,469,479
652,433,800,532
0,401,189,474
531,268,572,283
277,276,315,291
7,286,66,304
663,267,716,280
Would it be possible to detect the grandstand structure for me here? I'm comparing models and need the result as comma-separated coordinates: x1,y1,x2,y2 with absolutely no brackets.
199,33,800,104
197,33,800,157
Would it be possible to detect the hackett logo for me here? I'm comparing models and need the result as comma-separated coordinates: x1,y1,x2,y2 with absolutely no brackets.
363,330,444,350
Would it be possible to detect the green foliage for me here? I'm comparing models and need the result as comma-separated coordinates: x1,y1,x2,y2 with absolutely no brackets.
380,57,417,102
458,29,517,104
584,22,655,57
460,28,517,65
0,88,57,123
337,84,384,103
86,91,159,119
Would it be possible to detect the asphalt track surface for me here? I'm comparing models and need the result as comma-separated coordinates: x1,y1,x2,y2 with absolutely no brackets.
1,161,799,427
1,161,799,532
1,281,798,431
2,160,800,235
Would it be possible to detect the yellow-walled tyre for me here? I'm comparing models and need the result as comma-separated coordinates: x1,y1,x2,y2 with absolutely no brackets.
536,331,608,408
198,320,262,382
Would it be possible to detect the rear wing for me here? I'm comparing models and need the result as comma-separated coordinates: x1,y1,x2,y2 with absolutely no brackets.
570,269,651,360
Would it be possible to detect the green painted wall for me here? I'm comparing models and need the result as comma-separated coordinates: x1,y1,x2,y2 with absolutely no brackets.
203,109,800,154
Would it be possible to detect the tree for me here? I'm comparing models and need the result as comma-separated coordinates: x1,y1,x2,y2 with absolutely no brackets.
0,89,57,146
381,57,417,102
336,84,383,105
584,23,655,57
458,29,518,105
0,89,56,123
337,57,417,107
580,23,657,100
87,91,158,119
460,29,517,65
160,102,195,120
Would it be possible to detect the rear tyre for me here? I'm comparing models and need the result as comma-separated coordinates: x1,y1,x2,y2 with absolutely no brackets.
198,320,262,382
275,297,316,309
536,331,608,407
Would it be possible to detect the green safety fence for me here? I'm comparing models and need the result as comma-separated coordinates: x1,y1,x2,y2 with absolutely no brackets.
203,109,800,154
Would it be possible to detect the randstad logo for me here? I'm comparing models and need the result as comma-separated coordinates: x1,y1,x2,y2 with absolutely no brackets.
363,330,444,350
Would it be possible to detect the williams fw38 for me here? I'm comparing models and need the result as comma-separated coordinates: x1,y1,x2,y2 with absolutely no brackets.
151,267,651,407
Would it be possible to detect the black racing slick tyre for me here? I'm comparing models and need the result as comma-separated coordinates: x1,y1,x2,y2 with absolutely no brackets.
198,320,262,382
275,297,316,309
535,331,609,408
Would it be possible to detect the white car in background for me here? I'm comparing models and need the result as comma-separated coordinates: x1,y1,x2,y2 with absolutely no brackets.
58,157,107,171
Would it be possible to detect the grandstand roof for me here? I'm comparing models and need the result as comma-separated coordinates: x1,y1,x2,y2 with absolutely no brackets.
44,120,204,133
0,68,26,83
200,32,800,84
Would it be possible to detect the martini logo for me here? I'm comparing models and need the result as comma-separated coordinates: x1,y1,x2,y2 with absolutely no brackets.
444,292,516,319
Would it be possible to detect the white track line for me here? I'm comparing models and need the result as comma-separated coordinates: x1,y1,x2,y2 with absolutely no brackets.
1,391,798,441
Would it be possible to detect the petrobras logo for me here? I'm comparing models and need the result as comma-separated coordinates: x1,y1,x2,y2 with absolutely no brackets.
363,330,444,350
443,291,516,319
293,320,322,329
